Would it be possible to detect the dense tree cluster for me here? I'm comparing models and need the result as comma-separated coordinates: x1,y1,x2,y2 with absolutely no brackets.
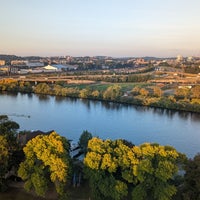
0,78,200,112
0,79,32,93
0,135,9,191
128,85,200,112
181,154,200,200
84,137,182,200
0,115,21,191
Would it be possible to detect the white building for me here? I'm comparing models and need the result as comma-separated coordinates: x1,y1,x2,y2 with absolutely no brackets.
176,55,184,62
43,65,61,72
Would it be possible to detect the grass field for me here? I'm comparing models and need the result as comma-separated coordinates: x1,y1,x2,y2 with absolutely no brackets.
65,82,152,92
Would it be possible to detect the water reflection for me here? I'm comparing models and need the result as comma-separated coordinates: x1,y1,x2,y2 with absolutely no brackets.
164,109,176,118
80,99,91,110
36,94,50,102
100,101,123,110
190,113,200,122
27,93,33,99
133,105,150,112
55,96,66,103
0,91,18,98
0,92,200,158
66,97,78,103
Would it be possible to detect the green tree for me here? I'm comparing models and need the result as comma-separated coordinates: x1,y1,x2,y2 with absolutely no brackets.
34,83,51,94
84,138,129,200
65,87,80,97
91,90,100,99
0,135,9,191
52,84,62,96
175,87,190,100
84,137,182,200
0,115,22,191
0,115,19,149
103,84,122,101
78,130,92,155
18,81,33,93
79,88,91,99
182,154,200,200
18,131,71,197
131,143,180,200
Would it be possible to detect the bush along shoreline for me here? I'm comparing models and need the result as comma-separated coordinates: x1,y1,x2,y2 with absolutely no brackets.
0,78,200,113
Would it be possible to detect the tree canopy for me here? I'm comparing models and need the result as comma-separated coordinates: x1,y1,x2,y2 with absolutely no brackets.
0,135,9,191
103,84,122,101
84,137,182,200
18,131,71,197
78,130,92,155
181,153,200,200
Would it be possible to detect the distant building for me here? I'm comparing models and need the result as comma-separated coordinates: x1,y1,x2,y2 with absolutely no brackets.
27,62,44,68
176,55,184,62
0,66,8,73
11,60,28,66
51,64,78,71
0,60,5,66
43,64,60,72
187,56,194,62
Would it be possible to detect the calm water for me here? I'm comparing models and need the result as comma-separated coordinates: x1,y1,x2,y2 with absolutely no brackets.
0,92,200,158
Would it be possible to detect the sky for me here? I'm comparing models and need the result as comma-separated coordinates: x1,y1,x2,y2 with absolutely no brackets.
1,0,200,57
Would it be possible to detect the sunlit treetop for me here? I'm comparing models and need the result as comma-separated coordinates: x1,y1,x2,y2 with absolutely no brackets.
18,131,71,197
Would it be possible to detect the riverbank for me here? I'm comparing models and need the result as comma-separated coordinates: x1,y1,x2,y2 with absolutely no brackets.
0,78,200,113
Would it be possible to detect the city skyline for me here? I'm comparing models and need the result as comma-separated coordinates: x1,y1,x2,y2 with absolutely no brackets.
1,0,200,57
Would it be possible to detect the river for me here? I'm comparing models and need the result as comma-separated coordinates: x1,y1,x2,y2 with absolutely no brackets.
0,92,200,158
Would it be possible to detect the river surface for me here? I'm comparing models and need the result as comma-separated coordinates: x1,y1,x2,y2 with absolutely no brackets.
0,92,200,158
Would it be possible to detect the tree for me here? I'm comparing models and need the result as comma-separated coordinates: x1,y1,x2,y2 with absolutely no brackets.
52,84,62,96
131,143,180,200
78,130,92,155
65,87,80,97
182,154,200,200
139,88,149,97
152,86,163,97
0,135,9,191
131,86,141,95
84,137,182,200
34,83,51,94
84,138,129,200
79,88,91,99
0,115,19,152
103,85,122,101
0,115,20,170
0,115,22,191
175,87,190,100
191,85,200,99
91,90,100,99
18,131,71,197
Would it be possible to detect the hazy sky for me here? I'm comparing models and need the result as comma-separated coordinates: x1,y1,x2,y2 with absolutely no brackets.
1,0,200,57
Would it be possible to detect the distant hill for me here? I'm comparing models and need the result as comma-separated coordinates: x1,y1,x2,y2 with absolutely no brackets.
0,54,23,62
23,56,43,60
0,55,44,65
